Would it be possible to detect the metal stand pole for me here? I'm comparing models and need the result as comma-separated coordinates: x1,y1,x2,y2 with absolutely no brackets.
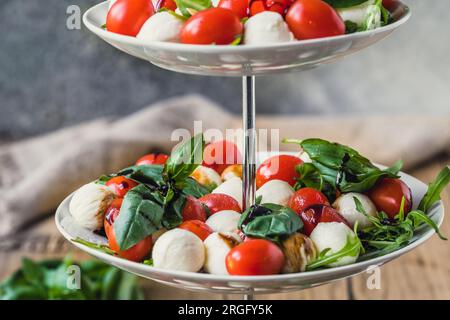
242,76,256,211
242,76,256,301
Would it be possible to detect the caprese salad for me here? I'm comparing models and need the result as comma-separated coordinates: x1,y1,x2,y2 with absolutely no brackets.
103,0,397,45
69,134,449,275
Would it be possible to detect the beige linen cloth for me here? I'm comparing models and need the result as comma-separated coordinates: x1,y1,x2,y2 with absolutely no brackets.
0,95,449,238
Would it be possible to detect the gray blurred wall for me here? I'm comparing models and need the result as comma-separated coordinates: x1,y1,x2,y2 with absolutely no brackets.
0,0,449,140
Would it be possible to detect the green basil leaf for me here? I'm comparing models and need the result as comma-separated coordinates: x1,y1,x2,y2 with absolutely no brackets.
175,0,212,17
418,166,450,212
180,177,211,198
345,20,358,34
323,0,368,8
239,204,302,242
164,133,205,182
162,193,185,229
114,184,165,250
116,165,165,185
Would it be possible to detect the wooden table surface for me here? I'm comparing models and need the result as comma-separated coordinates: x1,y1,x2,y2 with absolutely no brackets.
0,158,448,300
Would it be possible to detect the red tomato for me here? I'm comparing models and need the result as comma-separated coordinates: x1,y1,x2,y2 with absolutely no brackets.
179,220,213,241
286,0,345,40
198,193,242,216
203,140,242,175
106,176,138,198
300,204,349,235
182,196,207,222
249,0,295,16
288,187,330,215
135,153,169,166
368,178,412,219
218,0,250,19
226,239,285,275
256,155,303,188
106,0,155,36
180,8,243,45
156,0,177,11
104,199,152,262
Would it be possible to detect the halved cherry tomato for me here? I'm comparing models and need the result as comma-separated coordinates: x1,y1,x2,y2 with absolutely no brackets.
106,0,155,36
226,239,285,275
104,199,152,262
179,220,213,241
198,193,242,216
203,140,242,174
256,154,303,188
300,204,349,235
135,153,169,166
286,0,345,40
106,176,138,198
249,0,295,16
218,0,250,19
180,8,243,45
156,0,177,11
288,187,330,215
182,196,207,222
368,178,412,219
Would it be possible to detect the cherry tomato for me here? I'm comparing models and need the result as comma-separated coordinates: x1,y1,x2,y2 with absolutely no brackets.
179,220,213,241
180,8,243,45
300,204,349,235
288,187,330,215
182,196,207,222
226,239,285,275
199,193,242,216
286,0,345,40
106,0,155,36
256,155,303,188
249,0,295,16
203,140,242,175
156,0,177,11
218,0,250,19
104,199,152,262
106,176,138,198
135,153,169,166
368,178,412,219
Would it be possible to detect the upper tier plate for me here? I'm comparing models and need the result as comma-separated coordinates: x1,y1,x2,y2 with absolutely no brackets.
83,1,410,77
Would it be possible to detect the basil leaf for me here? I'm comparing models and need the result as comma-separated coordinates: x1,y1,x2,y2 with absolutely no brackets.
345,20,358,34
323,0,368,8
418,166,450,212
180,177,211,198
114,184,165,250
116,165,164,185
162,192,185,229
175,0,212,17
164,133,205,182
239,204,302,242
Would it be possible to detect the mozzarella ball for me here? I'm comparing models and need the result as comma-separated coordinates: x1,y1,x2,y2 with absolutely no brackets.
244,11,294,45
152,228,205,272
333,192,377,229
206,210,241,233
337,0,381,30
221,164,243,181
212,177,242,208
190,165,222,190
256,179,294,206
203,232,242,275
310,222,360,267
280,233,317,273
136,12,184,43
69,182,116,231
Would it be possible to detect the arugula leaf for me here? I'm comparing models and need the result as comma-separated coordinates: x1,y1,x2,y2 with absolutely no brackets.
114,184,165,250
175,0,212,17
283,138,401,201
164,133,205,182
418,166,450,212
238,203,303,242
323,0,368,8
73,238,117,255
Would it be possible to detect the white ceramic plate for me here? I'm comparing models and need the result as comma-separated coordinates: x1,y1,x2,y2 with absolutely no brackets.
83,1,410,76
55,152,444,295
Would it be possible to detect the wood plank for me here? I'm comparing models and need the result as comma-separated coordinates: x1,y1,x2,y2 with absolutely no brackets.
351,160,450,299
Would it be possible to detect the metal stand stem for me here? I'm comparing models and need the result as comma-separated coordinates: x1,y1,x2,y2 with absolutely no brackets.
242,76,256,301
242,76,256,211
